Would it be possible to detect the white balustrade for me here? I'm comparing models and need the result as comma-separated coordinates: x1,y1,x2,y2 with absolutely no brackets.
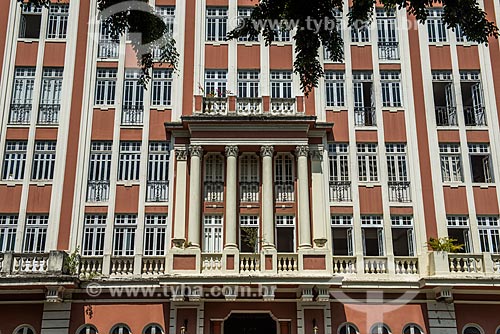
363,257,388,274
448,254,484,274
110,257,134,276
277,254,298,272
13,254,49,273
333,256,357,274
239,254,260,273
201,254,223,272
394,257,419,275
142,257,166,276
492,255,500,274
79,257,103,276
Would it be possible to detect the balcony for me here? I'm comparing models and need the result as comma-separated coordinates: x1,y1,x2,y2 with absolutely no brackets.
98,41,119,59
363,256,388,274
9,104,31,124
388,181,411,203
270,98,295,115
277,253,298,272
203,96,227,114
142,256,166,276
201,253,223,273
275,181,294,202
448,254,485,274
394,256,419,275
204,181,224,202
464,106,486,126
122,104,144,125
146,180,169,202
239,253,260,273
378,41,400,60
354,106,376,126
239,181,259,202
329,181,351,202
79,257,103,276
333,256,357,274
87,180,110,202
110,256,134,277
435,106,457,126
237,98,262,115
0,251,71,276
38,104,60,124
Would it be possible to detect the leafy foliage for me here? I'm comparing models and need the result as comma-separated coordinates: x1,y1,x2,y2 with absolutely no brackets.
427,237,464,253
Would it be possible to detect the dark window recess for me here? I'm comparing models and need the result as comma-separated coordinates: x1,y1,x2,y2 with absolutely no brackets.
240,227,258,253
363,227,384,256
276,227,294,252
392,228,414,256
448,228,470,253
19,13,42,38
332,227,353,256
470,154,492,183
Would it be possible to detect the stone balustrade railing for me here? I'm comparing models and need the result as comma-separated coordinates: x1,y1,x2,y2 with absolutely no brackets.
110,257,134,276
448,254,484,274
363,257,388,274
394,257,419,275
142,257,166,276
80,257,103,276
277,253,298,272
332,256,357,274
0,251,68,275
201,254,223,272
239,254,260,273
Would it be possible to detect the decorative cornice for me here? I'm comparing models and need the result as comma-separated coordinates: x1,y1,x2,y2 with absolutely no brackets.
225,145,239,157
175,148,188,161
295,145,309,158
189,145,204,157
260,145,274,157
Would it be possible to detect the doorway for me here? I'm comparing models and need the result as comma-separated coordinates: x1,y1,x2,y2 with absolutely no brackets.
223,313,277,334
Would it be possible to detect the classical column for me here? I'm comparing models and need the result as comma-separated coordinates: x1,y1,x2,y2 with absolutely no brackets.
188,145,203,248
310,148,328,247
173,148,188,247
296,145,312,249
225,145,239,248
261,145,275,248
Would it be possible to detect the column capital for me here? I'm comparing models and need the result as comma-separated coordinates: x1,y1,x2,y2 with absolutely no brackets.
175,148,188,161
189,145,204,157
260,145,274,157
295,145,309,158
225,145,239,157
310,149,323,161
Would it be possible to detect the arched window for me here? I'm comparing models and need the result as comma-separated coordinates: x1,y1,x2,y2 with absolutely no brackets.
496,326,500,334
463,325,483,334
110,324,131,334
77,324,98,334
144,324,164,334
14,326,36,334
371,323,391,334
403,324,424,334
339,323,358,334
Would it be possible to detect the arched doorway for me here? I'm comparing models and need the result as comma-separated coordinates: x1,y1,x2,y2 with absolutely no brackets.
224,313,277,334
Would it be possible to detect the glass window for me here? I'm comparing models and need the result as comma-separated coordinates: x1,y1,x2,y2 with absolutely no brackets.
2,141,28,180
276,215,295,252
203,215,223,253
82,215,107,256
0,215,18,252
113,215,137,256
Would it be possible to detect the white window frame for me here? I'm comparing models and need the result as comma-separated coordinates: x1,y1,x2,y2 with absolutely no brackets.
238,71,260,98
329,144,349,182
205,70,228,97
275,215,296,252
386,144,408,182
206,8,228,42
427,9,447,43
0,215,18,252
240,215,259,252
95,69,117,105
39,68,63,124
331,215,354,256
391,216,415,257
32,141,57,181
380,71,402,107
97,20,120,59
468,144,493,183
325,71,345,107
477,216,500,254
440,144,463,183
113,215,137,256
237,8,258,42
47,4,69,39
361,216,385,256
151,69,173,106
270,71,292,99
144,215,168,256
82,214,107,256
203,215,223,253
10,67,35,124
118,142,141,181
357,144,379,182
23,215,49,253
2,141,28,180
447,216,471,252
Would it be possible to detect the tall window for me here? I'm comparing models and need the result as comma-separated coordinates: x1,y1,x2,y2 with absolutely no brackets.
440,144,463,182
240,215,259,252
381,71,402,107
206,8,227,41
276,215,295,252
144,215,168,256
10,67,35,124
391,216,415,256
39,68,63,124
331,216,353,256
386,144,410,202
275,153,294,201
205,70,228,97
2,141,28,180
118,142,141,181
238,71,260,98
377,9,399,60
204,154,224,202
19,5,42,39
239,154,259,202
432,71,456,126
95,69,117,105
237,8,258,42
270,71,292,99
23,215,49,253
122,70,144,124
324,10,343,61
478,216,500,254
357,144,378,182
274,27,291,42
427,9,447,43
147,142,169,202
361,216,384,256
156,7,175,36
328,144,350,202
113,215,137,256
98,20,119,59
447,216,470,253
325,71,345,107
203,215,223,253
32,141,57,181
47,4,69,39
87,141,112,202
455,25,471,43
460,71,486,126
82,215,106,256
468,144,493,183
353,72,375,126
0,215,18,252
351,20,370,43
151,69,173,106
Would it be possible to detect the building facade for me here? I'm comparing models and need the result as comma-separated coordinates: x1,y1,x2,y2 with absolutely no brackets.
1,0,500,333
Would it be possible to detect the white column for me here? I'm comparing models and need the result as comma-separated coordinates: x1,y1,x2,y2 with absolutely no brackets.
173,148,188,247
225,145,239,248
310,147,328,248
188,145,203,248
261,145,275,248
296,145,312,249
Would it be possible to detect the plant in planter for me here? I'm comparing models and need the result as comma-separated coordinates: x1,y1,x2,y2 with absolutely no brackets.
426,237,464,253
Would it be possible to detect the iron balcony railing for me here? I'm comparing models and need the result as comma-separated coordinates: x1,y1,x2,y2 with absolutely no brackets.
464,106,487,126
354,106,376,126
146,181,169,202
87,180,110,202
204,181,224,202
98,41,119,59
378,41,400,60
122,104,144,125
275,181,295,202
329,180,352,202
388,181,411,203
435,106,458,126
9,104,31,124
38,104,60,124
239,181,259,202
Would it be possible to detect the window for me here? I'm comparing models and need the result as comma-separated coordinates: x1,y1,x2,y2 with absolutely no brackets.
147,142,170,202
275,153,294,201
87,142,112,202
391,216,415,256
371,323,391,334
468,144,493,183
111,325,131,334
39,68,63,124
237,8,258,42
432,71,456,126
113,215,137,256
274,26,291,42
10,67,35,124
270,71,292,99
427,9,447,43
47,4,69,39
19,5,42,39
357,144,378,182
98,20,119,59
144,324,164,334
440,144,463,182
239,154,259,202
325,71,345,107
206,8,227,41
15,326,36,334
339,323,358,334
403,324,424,334
328,144,350,202
78,324,98,334
156,7,175,36
2,141,28,180
324,10,343,62
331,216,353,256
377,9,399,60
455,25,473,44
240,215,259,252
0,215,18,252
144,215,168,256
82,215,106,256
204,154,224,202
118,142,141,181
151,69,173,106
23,215,49,253
276,216,295,252
32,141,57,181
386,144,410,202
238,71,260,98
351,18,370,43
205,70,228,97
381,71,402,107
95,69,117,105
203,215,223,253
361,216,384,256
463,326,483,334
353,72,375,126
478,216,500,254
447,216,470,253
122,70,144,124
460,71,486,126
